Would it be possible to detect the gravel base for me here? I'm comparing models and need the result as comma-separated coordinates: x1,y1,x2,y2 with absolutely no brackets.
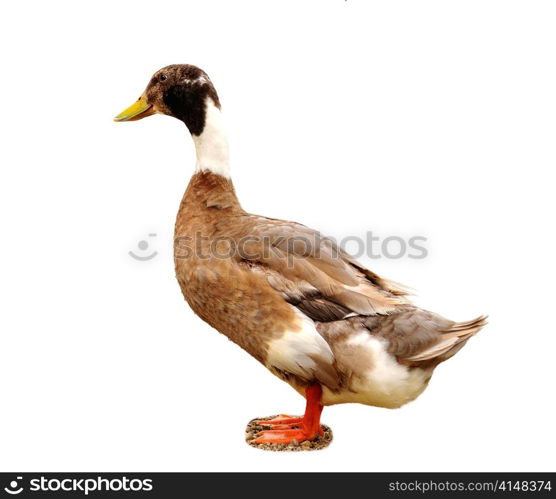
245,415,333,452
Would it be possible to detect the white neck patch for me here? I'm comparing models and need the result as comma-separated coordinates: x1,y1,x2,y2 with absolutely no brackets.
192,100,230,178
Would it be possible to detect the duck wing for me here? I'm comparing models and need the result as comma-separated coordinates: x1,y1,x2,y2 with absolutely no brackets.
236,216,485,372
237,216,409,318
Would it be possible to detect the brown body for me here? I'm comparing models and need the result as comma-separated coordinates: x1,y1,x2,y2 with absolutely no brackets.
174,172,485,407
174,172,293,364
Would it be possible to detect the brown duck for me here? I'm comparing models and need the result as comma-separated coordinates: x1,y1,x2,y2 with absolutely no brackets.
115,64,486,444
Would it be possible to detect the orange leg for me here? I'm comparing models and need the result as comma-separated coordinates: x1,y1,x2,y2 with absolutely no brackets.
253,385,324,444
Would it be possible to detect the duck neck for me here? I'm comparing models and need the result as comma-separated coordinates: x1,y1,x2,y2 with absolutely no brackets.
191,99,230,178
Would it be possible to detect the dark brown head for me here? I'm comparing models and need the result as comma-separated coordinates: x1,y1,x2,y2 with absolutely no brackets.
114,64,220,136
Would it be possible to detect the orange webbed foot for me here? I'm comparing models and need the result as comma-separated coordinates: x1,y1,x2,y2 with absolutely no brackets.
254,414,304,429
252,385,325,444
252,428,317,444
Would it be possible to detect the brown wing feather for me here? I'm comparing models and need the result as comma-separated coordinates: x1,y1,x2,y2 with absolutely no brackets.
238,217,408,318
225,213,484,373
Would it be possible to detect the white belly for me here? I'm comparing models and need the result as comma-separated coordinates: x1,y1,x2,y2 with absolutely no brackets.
322,333,433,408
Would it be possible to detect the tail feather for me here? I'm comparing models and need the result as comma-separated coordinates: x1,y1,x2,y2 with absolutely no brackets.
405,315,487,362
442,315,488,333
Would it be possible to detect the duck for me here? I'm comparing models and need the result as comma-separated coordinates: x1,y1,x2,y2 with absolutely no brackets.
114,64,486,445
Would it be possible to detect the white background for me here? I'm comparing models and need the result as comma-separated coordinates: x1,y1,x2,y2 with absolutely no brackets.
1,0,555,472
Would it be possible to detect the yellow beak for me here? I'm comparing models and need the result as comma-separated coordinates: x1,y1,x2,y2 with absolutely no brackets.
113,93,156,122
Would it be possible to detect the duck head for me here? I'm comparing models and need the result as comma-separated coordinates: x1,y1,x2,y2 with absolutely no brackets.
114,64,221,136
115,64,230,177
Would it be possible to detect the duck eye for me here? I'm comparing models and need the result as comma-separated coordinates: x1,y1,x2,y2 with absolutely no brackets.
159,74,167,82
